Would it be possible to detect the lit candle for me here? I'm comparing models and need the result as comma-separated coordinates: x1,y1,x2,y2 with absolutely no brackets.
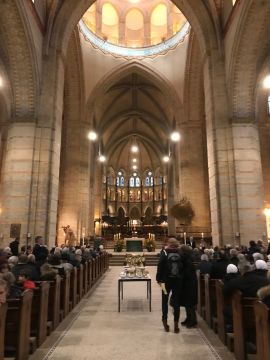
184,232,186,244
201,232,204,239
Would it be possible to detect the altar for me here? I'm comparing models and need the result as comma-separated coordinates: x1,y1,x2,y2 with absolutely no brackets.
124,237,144,252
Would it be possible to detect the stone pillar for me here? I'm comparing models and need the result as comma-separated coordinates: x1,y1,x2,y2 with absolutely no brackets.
144,16,151,46
0,121,36,246
203,53,238,246
93,163,103,236
179,123,210,230
88,148,95,236
28,54,65,247
119,17,125,46
231,122,266,242
167,162,176,235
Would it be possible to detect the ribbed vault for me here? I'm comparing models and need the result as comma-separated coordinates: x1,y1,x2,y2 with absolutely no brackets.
87,66,182,173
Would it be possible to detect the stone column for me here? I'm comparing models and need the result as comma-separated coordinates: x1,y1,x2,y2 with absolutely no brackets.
144,18,151,47
0,121,36,246
203,52,238,246
231,122,266,242
28,54,65,247
119,16,125,46
93,163,103,236
179,122,210,230
167,162,176,235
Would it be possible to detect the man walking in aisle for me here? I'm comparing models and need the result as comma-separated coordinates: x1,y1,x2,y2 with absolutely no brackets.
156,238,183,333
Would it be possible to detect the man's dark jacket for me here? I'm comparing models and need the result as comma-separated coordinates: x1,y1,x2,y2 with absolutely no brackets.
156,248,183,284
210,258,229,279
9,239,19,256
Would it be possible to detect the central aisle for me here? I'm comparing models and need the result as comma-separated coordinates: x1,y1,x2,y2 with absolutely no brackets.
32,267,234,360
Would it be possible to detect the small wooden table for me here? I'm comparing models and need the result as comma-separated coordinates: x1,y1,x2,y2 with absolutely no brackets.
118,276,152,312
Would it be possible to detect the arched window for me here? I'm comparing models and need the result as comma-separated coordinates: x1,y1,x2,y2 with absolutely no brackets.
120,176,125,186
135,177,141,187
145,171,153,186
125,9,144,47
151,4,168,45
268,95,270,115
129,177,135,187
102,3,119,44
116,171,125,187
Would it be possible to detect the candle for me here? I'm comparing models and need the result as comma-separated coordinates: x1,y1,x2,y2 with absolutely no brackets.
184,232,186,244
201,232,204,238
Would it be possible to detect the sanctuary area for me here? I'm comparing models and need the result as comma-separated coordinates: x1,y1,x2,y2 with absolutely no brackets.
0,1,270,360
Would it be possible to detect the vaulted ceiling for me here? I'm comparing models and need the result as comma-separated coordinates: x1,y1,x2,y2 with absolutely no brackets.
90,70,181,174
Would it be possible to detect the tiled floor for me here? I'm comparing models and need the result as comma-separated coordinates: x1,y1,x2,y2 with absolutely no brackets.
30,267,235,360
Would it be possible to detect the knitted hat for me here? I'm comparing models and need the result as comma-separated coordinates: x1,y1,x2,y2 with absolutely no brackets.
168,238,179,248
255,260,268,270
226,264,238,274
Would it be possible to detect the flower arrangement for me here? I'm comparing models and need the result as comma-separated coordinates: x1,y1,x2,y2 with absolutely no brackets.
144,238,156,252
114,238,124,252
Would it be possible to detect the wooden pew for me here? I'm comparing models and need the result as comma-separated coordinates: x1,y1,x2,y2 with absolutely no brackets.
88,259,93,290
92,259,96,283
215,279,232,346
0,303,7,360
70,267,78,309
5,290,33,360
77,265,84,301
232,291,257,360
254,300,270,360
204,274,217,329
31,282,50,347
196,270,205,317
96,255,100,280
83,262,88,294
60,272,70,318
47,275,61,330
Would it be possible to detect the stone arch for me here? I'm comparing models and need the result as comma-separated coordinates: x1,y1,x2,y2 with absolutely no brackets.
228,0,270,119
144,206,153,224
86,60,183,128
0,0,39,117
129,206,140,220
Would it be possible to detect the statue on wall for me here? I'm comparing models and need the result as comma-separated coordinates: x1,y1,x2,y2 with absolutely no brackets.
62,225,77,246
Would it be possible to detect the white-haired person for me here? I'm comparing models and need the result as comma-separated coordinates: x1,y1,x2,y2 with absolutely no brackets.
223,260,270,299
224,264,239,283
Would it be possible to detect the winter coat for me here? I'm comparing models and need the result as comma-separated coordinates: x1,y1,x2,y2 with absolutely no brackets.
223,273,240,283
9,239,19,256
223,269,270,298
197,260,212,275
180,253,198,307
11,263,40,281
210,259,229,279
156,248,183,285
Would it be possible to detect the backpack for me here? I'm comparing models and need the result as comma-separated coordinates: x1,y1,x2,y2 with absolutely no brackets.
166,252,182,278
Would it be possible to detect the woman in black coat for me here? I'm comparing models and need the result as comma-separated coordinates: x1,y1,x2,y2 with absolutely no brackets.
180,245,198,327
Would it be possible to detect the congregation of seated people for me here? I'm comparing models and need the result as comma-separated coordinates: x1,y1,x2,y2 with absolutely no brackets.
0,236,104,303
195,239,270,303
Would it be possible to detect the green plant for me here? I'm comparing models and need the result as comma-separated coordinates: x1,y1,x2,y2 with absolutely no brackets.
114,238,124,252
144,238,156,252
170,197,195,225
